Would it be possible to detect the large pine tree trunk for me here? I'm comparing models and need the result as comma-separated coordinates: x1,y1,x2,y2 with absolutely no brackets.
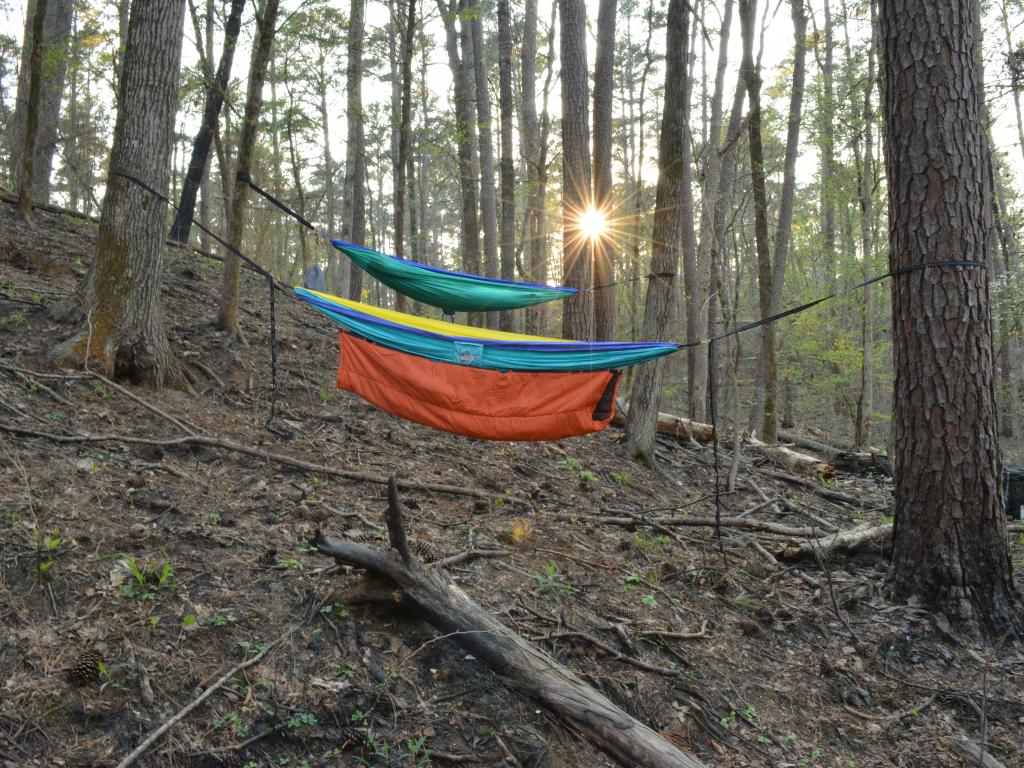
51,0,186,387
168,0,244,244
344,0,368,301
217,0,280,343
592,0,617,342
560,0,593,341
882,0,1023,637
9,0,72,205
497,0,516,332
625,0,688,460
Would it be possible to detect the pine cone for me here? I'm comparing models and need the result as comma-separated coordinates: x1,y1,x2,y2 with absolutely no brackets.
64,647,104,687
257,546,277,566
336,725,366,751
412,540,444,563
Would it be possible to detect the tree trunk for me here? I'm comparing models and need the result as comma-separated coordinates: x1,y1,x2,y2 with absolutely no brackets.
469,8,500,328
391,0,416,313
15,0,50,218
853,0,876,450
739,0,777,442
344,0,367,301
520,0,543,334
51,0,186,387
217,0,280,343
169,0,244,244
438,0,482,324
497,0,516,332
881,0,1023,637
560,0,593,341
9,0,72,205
625,0,688,460
592,0,617,342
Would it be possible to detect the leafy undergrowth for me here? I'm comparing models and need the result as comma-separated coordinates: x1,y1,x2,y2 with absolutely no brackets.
1,202,1022,768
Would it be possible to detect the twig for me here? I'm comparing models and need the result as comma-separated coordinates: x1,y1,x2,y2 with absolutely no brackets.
0,422,530,505
637,620,710,641
114,621,304,768
386,474,415,569
0,366,74,408
434,549,508,568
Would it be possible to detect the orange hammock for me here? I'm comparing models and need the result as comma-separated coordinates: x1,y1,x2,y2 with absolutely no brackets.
338,333,622,441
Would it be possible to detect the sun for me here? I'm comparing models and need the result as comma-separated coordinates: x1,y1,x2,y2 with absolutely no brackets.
579,207,608,241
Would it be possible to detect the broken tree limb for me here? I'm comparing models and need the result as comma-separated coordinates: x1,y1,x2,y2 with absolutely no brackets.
776,429,892,476
313,528,707,767
775,524,892,560
0,422,530,507
761,470,865,507
745,436,834,479
613,398,713,445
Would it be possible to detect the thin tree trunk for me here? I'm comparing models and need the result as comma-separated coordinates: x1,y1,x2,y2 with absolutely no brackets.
345,0,367,301
739,0,777,442
469,7,499,328
560,0,593,341
169,0,244,243
497,0,516,332
51,0,187,387
625,0,688,460
15,0,49,218
217,0,280,343
8,0,72,204
439,0,481,323
592,0,617,342
198,0,214,255
882,0,1023,637
391,0,416,313
520,0,542,334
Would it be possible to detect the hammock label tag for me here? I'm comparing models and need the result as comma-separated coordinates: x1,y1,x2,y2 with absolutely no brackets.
453,342,484,366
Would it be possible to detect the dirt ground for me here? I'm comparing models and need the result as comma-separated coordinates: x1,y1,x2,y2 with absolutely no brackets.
1,201,1022,768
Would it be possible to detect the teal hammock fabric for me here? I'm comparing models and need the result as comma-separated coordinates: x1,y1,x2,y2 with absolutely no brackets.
334,240,577,314
294,287,679,372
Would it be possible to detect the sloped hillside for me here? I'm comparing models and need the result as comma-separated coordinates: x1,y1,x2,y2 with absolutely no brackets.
1,201,1022,768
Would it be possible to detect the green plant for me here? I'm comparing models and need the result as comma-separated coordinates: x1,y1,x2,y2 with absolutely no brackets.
610,471,633,486
8,312,26,327
285,711,317,731
558,456,581,470
316,388,334,402
532,561,572,598
34,530,61,582
119,554,175,600
278,558,303,571
94,382,115,399
642,594,658,609
632,533,670,552
212,613,237,627
208,512,222,525
578,469,599,484
333,660,359,678
180,614,197,629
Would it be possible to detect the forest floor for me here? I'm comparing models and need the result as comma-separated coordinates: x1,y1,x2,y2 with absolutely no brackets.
1,201,1023,768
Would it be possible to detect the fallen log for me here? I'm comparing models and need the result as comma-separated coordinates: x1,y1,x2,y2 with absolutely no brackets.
762,470,864,507
776,430,891,476
314,477,707,768
775,524,892,560
612,398,713,444
746,436,834,480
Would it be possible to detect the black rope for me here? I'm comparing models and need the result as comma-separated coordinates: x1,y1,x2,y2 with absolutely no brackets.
108,170,284,434
236,171,328,241
587,271,676,292
700,258,986,553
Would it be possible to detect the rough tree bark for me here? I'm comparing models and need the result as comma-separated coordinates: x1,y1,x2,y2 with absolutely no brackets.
560,0,593,341
51,0,187,388
9,0,72,205
592,0,617,342
881,0,1024,637
217,0,280,344
344,0,368,301
497,0,516,332
169,0,245,245
625,0,688,461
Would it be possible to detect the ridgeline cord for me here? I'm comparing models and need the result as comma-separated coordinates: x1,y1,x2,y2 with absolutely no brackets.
235,172,330,242
108,170,285,435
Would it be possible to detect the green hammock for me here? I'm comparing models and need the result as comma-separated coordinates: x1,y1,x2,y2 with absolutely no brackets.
333,239,577,314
